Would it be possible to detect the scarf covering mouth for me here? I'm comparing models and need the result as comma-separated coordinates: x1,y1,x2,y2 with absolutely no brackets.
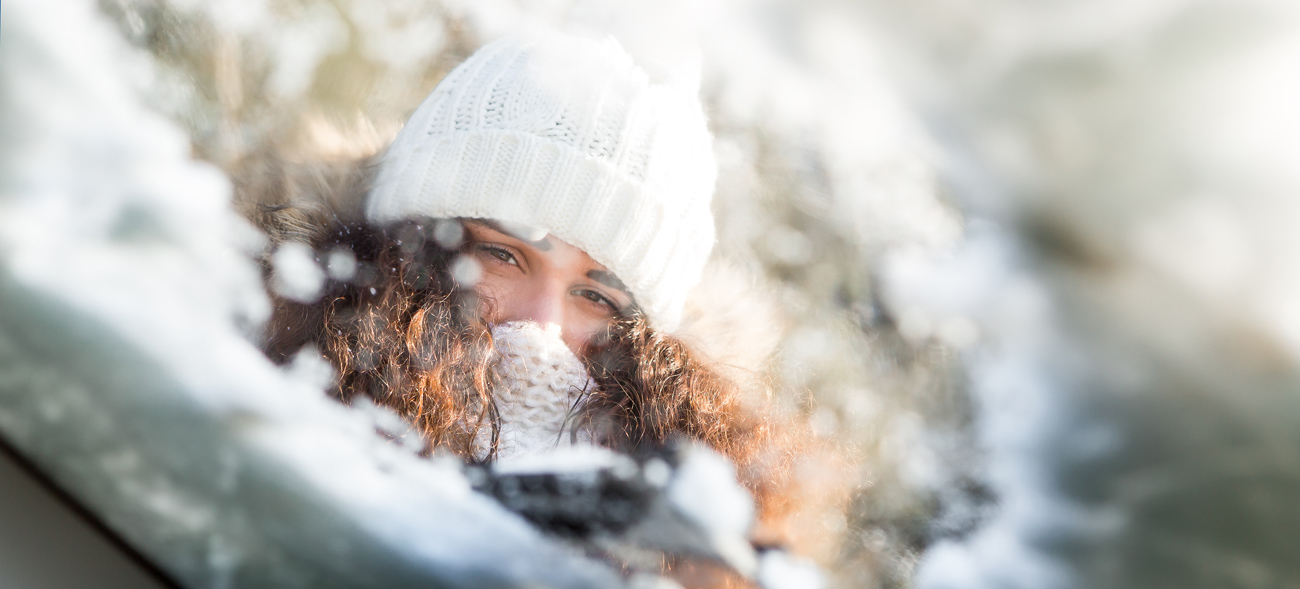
475,321,598,460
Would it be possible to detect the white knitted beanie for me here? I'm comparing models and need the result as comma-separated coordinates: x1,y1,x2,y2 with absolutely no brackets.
366,31,717,330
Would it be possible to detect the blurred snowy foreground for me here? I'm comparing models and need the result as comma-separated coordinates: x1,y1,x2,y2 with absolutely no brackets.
8,0,1300,587
0,1,597,587
867,1,1300,587
0,1,813,588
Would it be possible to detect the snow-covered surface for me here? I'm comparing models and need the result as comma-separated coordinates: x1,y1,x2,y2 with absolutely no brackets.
757,550,825,589
493,445,635,476
12,0,1299,587
0,1,622,586
664,447,758,577
667,447,753,540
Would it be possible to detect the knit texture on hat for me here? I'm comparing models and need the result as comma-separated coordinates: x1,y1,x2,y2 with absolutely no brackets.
366,32,717,330
473,322,597,460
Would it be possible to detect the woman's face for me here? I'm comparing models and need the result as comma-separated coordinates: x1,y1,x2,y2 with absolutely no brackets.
463,220,634,354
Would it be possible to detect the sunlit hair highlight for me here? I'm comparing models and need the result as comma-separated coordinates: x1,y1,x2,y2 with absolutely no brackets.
265,219,504,459
263,218,798,515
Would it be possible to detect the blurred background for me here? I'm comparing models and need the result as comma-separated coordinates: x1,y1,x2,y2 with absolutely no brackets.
6,0,1300,587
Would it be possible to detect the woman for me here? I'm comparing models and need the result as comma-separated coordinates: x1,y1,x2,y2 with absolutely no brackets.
253,31,811,563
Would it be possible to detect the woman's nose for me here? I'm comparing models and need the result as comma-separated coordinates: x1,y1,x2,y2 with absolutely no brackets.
505,285,566,330
500,286,590,354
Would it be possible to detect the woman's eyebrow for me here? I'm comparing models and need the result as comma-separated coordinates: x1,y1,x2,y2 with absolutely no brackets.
586,269,629,294
468,219,626,294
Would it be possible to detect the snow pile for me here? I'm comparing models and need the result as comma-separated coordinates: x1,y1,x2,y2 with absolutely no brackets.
757,550,826,589
663,446,759,576
92,1,1300,586
667,447,753,542
480,443,780,583
0,1,622,587
62,1,1300,587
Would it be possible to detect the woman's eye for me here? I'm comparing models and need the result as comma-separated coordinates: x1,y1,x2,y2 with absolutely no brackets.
575,288,618,312
478,245,519,266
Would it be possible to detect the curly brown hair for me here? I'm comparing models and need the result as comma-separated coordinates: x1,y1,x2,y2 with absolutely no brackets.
262,217,788,491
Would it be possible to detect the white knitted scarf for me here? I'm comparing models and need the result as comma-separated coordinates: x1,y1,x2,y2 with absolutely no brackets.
474,321,598,460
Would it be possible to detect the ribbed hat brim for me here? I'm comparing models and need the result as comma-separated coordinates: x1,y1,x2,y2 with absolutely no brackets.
368,129,714,329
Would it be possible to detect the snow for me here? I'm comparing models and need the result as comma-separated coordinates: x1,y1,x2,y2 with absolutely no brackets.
664,446,758,577
270,242,326,304
325,247,358,282
451,254,483,287
494,446,632,477
13,0,1300,587
0,0,623,586
666,446,753,540
863,1,1300,588
757,550,826,589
